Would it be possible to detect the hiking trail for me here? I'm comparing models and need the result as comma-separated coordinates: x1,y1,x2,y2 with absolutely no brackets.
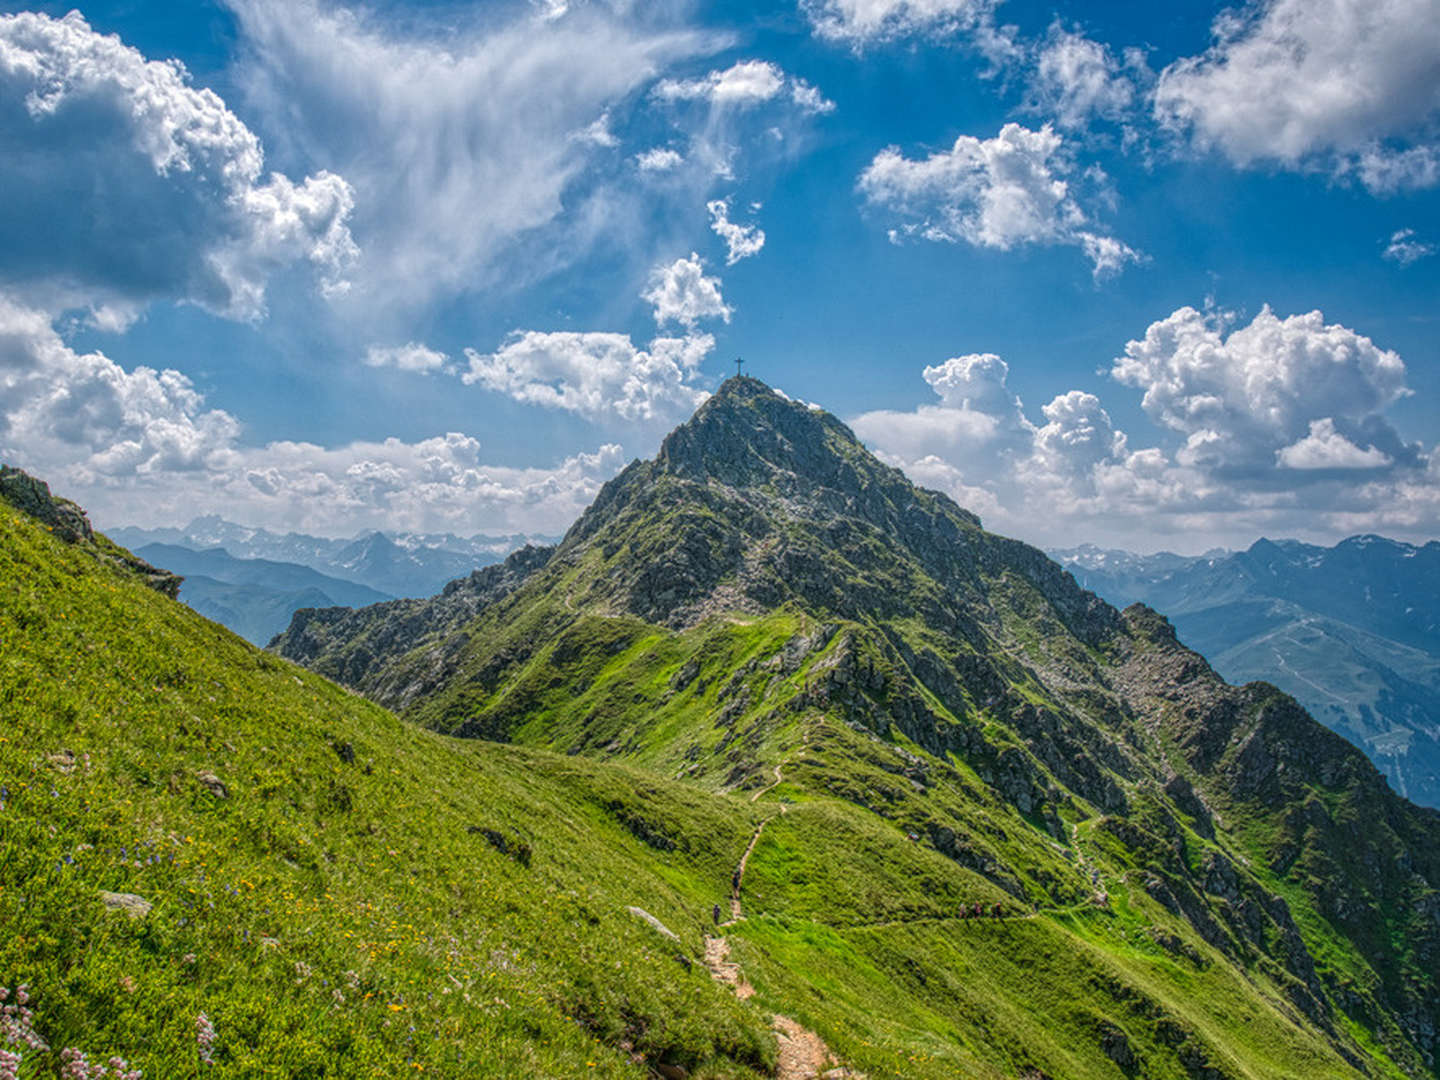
701,752,864,1079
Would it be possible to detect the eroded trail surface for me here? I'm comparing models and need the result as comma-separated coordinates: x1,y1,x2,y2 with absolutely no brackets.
773,1015,834,1080
728,815,775,920
705,768,864,1080
703,935,753,1000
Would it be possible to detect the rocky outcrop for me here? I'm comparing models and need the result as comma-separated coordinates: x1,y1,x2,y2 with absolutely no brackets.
0,465,181,597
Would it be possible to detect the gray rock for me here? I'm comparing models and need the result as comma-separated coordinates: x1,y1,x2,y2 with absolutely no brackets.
625,905,679,941
99,891,152,918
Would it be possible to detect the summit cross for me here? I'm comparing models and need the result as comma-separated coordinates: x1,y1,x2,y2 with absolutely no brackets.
734,356,745,378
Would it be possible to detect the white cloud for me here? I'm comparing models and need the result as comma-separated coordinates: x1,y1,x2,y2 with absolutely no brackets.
850,305,1435,550
1111,305,1414,473
1154,0,1440,193
850,353,1034,471
228,0,710,313
0,10,356,322
576,110,621,148
221,435,627,537
646,58,835,187
1032,390,1127,475
642,253,732,327
461,330,712,423
364,343,450,374
1028,26,1137,130
0,292,629,536
637,147,685,172
653,60,834,114
858,122,1140,278
1384,228,1436,265
0,294,241,477
1277,418,1393,470
707,200,767,264
1358,146,1440,194
801,0,1019,64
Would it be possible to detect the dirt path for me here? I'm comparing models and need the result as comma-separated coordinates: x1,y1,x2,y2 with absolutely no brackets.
750,761,786,802
704,935,851,1080
773,1015,833,1080
728,816,772,921
726,760,791,922
704,765,864,1080
703,935,753,999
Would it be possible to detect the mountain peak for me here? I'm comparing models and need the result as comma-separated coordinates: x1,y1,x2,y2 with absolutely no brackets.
656,374,872,492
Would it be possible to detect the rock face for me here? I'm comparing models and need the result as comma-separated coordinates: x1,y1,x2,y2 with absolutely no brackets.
0,466,94,542
273,377,1440,1075
0,466,182,597
1056,536,1440,810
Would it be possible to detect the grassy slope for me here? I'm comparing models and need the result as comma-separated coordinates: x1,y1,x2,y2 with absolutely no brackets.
0,507,773,1078
311,587,1417,1075
1,499,1420,1079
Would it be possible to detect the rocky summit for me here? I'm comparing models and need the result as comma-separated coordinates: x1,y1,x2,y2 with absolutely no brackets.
275,377,1440,1078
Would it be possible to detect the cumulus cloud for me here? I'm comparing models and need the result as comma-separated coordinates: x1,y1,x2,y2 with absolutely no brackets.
228,0,708,313
1384,228,1436,265
642,254,732,327
858,122,1140,278
1154,0,1440,193
0,295,241,477
1027,26,1139,130
219,435,627,536
0,10,355,322
851,304,1434,550
850,353,1035,470
647,57,837,183
852,351,1152,541
1032,390,1127,475
801,0,1020,64
1277,418,1393,470
803,0,989,42
1111,305,1415,474
363,343,450,374
0,292,630,536
461,331,711,423
707,200,767,264
653,60,834,114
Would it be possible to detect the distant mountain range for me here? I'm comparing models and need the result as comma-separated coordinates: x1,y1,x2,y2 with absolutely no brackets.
109,516,554,600
133,543,393,645
1054,535,1440,808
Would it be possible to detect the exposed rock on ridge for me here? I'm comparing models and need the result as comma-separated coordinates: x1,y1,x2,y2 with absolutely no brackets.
0,465,181,597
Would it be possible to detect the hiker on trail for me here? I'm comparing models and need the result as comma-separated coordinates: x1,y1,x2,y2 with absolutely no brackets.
972,901,983,919
732,869,742,892
991,902,1003,920
712,903,721,925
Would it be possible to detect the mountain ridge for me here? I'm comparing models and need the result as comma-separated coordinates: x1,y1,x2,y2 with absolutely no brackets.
275,377,1440,1076
1055,534,1440,807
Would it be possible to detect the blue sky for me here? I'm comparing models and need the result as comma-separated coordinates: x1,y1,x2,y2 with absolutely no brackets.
0,0,1437,551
